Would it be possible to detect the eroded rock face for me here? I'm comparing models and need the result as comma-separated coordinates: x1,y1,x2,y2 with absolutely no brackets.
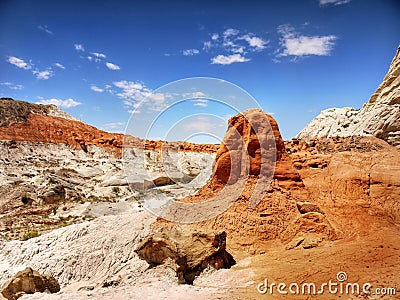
154,109,307,251
1,267,60,300
212,108,303,188
135,230,235,284
296,46,400,147
0,99,218,156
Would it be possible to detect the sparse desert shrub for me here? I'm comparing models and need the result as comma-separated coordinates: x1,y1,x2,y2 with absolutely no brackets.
22,230,40,241
112,186,120,194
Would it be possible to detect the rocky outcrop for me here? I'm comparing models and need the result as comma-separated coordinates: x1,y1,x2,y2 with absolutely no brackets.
296,46,400,147
0,98,76,127
0,98,218,155
1,267,60,300
154,109,307,251
135,230,235,284
212,108,303,189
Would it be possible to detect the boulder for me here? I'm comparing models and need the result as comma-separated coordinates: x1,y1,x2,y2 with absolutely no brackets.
135,230,235,284
38,185,65,203
1,267,60,300
296,202,325,215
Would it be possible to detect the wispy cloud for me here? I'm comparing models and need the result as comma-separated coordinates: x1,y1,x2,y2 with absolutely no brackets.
7,56,58,80
182,49,200,56
106,62,120,70
241,34,268,51
223,28,240,38
54,63,65,69
319,0,351,5
197,28,268,64
203,41,212,51
277,25,337,58
211,54,250,65
192,99,209,107
182,91,207,98
7,56,32,69
0,82,24,90
36,98,81,108
90,85,104,92
113,80,150,107
102,122,124,131
113,80,169,112
183,116,217,132
33,69,54,80
74,44,85,52
92,52,106,59
38,25,53,34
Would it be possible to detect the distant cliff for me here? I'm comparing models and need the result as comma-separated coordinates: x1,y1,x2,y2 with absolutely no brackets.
0,98,217,155
296,46,400,147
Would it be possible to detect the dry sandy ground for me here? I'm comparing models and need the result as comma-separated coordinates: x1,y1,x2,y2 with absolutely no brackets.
6,206,397,300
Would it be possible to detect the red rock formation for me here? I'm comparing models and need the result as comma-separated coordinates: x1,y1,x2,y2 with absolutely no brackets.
212,108,303,188
0,100,218,156
154,109,308,251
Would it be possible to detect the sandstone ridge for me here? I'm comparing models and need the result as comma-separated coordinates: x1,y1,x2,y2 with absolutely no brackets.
0,98,217,155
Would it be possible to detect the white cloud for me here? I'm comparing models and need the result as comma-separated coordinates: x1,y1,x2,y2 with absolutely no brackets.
74,44,85,52
106,62,121,70
192,99,209,107
241,34,268,50
113,80,170,112
277,25,337,57
113,80,151,104
183,116,216,132
201,28,269,60
33,69,54,80
182,91,206,98
319,0,351,5
92,52,106,59
146,93,168,111
223,28,239,38
211,54,250,65
38,25,53,34
0,82,23,90
54,63,65,69
182,49,200,56
7,56,32,69
87,56,93,61
203,41,212,51
103,122,124,131
90,85,104,93
36,98,81,108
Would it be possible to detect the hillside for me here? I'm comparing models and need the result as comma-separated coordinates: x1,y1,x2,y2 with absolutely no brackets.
296,46,400,147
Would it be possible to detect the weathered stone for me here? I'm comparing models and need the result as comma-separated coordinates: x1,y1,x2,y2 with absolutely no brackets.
212,108,303,188
302,236,321,249
285,236,305,250
135,230,235,284
38,185,65,204
1,267,60,300
296,202,325,215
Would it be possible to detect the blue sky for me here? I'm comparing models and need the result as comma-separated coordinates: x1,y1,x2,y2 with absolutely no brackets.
0,0,399,142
